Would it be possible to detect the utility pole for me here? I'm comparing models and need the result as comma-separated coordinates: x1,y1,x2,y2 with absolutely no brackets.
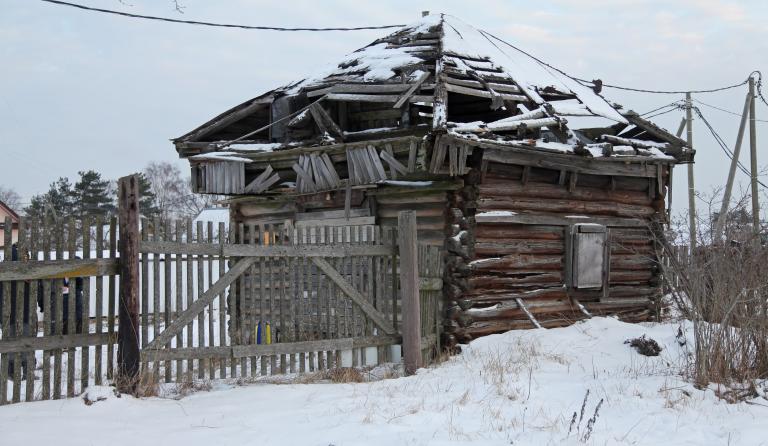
749,77,760,234
686,92,697,250
715,90,752,240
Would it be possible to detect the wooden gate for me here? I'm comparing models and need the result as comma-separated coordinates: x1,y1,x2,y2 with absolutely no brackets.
137,219,434,381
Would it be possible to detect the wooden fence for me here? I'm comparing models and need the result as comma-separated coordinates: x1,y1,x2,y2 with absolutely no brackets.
0,216,119,404
137,219,412,381
0,198,442,405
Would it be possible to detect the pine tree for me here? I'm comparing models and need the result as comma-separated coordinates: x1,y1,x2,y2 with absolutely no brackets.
136,173,160,218
24,177,76,220
73,170,115,217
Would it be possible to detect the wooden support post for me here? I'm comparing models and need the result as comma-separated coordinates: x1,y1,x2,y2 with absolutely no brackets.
685,93,697,250
398,211,422,375
715,90,752,240
117,175,140,391
748,77,760,234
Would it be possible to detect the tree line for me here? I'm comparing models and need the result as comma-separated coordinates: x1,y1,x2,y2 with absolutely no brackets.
0,161,220,221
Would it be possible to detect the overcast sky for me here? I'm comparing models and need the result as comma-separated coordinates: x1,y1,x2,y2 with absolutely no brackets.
1,0,767,220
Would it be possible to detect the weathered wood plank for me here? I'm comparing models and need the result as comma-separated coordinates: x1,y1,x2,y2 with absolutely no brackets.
310,257,396,335
145,257,257,350
0,334,113,354
0,258,120,282
139,241,395,257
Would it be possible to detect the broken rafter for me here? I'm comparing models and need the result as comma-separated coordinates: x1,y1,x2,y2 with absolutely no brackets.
244,165,282,194
306,82,436,98
325,93,433,104
444,83,527,102
393,71,431,109
309,102,343,137
451,116,564,133
379,148,408,176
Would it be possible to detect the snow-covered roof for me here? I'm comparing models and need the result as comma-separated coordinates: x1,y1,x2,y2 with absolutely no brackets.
175,14,688,164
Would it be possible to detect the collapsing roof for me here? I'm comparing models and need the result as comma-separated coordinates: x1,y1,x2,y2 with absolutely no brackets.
174,13,691,196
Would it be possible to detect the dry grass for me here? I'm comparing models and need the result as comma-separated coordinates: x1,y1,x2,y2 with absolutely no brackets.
662,194,768,394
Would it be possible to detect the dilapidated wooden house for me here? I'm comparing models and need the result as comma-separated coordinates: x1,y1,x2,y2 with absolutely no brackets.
172,14,692,348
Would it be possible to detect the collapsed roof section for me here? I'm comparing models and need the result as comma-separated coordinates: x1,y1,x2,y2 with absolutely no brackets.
174,14,691,176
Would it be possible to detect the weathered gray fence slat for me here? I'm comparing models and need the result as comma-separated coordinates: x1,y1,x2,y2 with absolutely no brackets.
206,221,215,379
81,217,91,393
173,221,183,382
95,216,104,386
185,221,194,382
145,257,257,351
196,221,205,380
217,222,227,379
0,218,10,404
107,217,117,381
163,220,173,382
311,258,396,335
41,222,52,399
66,217,76,398
151,217,161,383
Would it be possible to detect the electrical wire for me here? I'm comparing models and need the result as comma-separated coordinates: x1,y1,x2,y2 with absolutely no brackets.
694,99,768,123
640,101,683,117
693,106,767,188
477,26,756,95
40,0,405,31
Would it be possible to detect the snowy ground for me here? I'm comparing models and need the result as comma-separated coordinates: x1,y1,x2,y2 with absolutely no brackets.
2,317,767,445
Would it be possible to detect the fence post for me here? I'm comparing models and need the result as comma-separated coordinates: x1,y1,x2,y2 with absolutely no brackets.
117,175,140,390
398,210,422,375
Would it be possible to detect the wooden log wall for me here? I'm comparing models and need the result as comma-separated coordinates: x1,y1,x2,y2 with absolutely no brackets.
443,161,666,347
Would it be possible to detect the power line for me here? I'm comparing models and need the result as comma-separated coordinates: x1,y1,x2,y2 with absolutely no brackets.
40,0,405,31
477,25,757,96
693,106,767,188
694,98,768,123
640,101,682,117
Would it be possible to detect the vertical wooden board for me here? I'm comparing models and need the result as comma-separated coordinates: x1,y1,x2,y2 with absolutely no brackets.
196,221,206,379
185,221,194,381
152,217,161,382
21,221,35,399
238,222,248,377
66,217,76,397
258,224,267,376
10,218,26,402
279,225,288,374
398,211,422,374
163,220,173,382
321,153,341,186
297,227,305,373
107,217,117,381
94,216,104,386
207,221,216,378
81,217,92,393
217,222,227,378
139,219,152,381
247,224,258,377
174,220,184,382
140,219,149,352
459,144,469,175
0,218,11,405
41,221,53,399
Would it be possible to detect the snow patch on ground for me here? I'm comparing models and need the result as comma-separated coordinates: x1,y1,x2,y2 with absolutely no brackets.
2,318,767,445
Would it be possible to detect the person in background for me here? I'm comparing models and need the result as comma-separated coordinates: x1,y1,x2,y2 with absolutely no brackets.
0,244,36,379
38,262,84,336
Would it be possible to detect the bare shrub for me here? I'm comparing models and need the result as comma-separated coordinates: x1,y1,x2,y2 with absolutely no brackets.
660,189,768,390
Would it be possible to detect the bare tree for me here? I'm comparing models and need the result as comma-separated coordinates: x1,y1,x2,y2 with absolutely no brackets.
0,185,22,211
142,161,222,221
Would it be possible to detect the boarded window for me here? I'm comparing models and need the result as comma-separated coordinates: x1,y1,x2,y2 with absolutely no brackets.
570,224,607,289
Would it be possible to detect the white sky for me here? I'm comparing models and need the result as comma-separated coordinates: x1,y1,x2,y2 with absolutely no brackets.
1,0,767,220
